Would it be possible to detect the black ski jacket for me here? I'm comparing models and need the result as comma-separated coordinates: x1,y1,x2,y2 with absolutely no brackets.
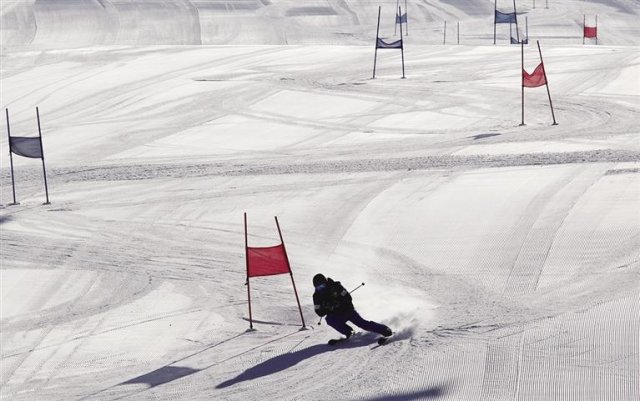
313,278,354,317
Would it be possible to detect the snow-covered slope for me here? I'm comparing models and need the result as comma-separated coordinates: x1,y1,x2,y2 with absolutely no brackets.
1,1,639,401
2,0,639,47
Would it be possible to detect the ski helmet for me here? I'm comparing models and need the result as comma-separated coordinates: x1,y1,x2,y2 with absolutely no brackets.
313,273,327,287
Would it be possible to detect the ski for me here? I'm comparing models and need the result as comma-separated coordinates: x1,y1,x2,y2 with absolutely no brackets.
377,336,391,345
328,338,348,345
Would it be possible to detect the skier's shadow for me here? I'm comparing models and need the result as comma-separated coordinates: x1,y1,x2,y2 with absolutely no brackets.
216,334,376,388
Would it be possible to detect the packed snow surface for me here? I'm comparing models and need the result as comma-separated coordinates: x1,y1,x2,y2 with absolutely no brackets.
1,1,639,400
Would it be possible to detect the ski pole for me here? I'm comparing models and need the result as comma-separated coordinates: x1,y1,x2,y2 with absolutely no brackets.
318,282,365,325
349,282,365,294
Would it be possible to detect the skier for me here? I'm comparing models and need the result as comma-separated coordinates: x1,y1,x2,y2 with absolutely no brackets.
313,273,392,344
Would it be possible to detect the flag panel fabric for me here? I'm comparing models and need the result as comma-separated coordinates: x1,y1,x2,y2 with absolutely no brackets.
376,38,402,49
9,136,43,158
495,10,516,24
511,37,528,44
247,244,290,277
584,26,597,38
396,13,407,23
523,63,547,87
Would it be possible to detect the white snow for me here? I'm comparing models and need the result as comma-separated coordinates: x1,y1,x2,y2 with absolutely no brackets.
1,1,639,401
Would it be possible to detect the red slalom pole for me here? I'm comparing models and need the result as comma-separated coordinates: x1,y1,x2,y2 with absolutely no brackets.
244,213,254,330
536,41,558,125
275,216,306,329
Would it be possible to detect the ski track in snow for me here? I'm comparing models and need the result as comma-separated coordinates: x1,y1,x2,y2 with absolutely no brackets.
1,1,639,401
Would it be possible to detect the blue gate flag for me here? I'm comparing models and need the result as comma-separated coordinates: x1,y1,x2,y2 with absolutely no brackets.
9,136,43,158
396,12,407,23
495,10,516,24
511,36,528,44
377,38,402,49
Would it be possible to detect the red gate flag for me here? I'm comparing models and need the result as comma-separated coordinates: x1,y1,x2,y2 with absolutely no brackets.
244,213,306,329
520,40,557,125
247,244,290,277
523,63,546,87
584,26,597,38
